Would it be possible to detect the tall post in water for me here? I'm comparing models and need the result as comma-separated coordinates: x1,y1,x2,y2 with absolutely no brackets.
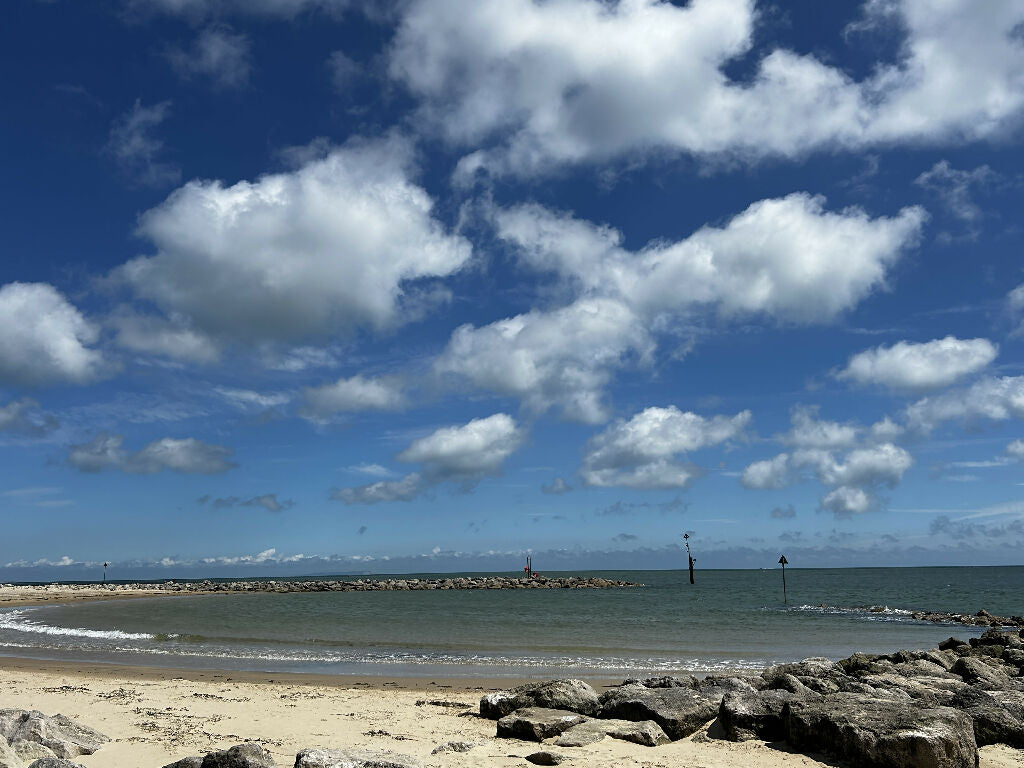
779,555,788,603
683,533,695,585
102,562,109,584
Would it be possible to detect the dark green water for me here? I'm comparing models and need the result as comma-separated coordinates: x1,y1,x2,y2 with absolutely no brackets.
1,567,1021,679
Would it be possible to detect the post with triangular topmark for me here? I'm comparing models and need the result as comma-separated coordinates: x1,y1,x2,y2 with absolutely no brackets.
779,555,788,604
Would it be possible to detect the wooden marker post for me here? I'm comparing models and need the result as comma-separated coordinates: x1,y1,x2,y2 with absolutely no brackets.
103,562,109,584
779,555,788,603
684,533,695,585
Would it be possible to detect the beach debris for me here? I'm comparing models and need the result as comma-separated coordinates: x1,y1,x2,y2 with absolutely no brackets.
525,750,564,765
480,680,601,719
413,699,471,708
294,747,422,768
598,685,719,741
0,710,109,760
553,718,670,747
429,740,480,754
496,708,589,742
783,693,977,768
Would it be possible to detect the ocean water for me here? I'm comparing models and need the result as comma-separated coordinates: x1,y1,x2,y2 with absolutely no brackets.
1,567,1021,680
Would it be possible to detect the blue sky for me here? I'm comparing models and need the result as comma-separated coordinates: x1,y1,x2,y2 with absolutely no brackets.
2,0,1024,580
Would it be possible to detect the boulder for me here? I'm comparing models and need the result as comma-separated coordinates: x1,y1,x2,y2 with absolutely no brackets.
294,748,423,768
951,657,1012,689
14,741,59,763
200,743,277,768
0,739,21,768
783,693,978,768
971,629,1022,648
598,685,718,740
429,741,478,754
480,680,600,719
163,759,204,768
762,672,817,697
554,718,669,747
0,711,108,759
949,687,1024,748
496,708,588,742
718,689,801,742
697,676,762,703
25,761,88,768
630,676,699,689
860,673,964,704
525,751,564,765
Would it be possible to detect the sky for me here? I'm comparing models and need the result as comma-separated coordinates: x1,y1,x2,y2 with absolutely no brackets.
2,0,1024,581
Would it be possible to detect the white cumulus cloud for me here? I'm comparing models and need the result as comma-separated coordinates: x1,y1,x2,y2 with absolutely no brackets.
0,282,109,386
113,135,471,350
837,336,997,391
581,406,750,489
69,434,236,474
905,375,1024,433
302,375,406,419
390,0,1024,176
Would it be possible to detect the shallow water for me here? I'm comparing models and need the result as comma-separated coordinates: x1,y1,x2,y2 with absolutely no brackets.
1,567,1021,679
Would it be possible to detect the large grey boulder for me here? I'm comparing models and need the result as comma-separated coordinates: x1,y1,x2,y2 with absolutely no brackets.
294,747,423,768
199,743,276,768
951,657,1012,690
0,738,21,768
598,685,718,740
163,758,204,768
496,708,588,742
25,760,87,768
554,718,669,747
783,693,978,768
718,689,802,742
0,711,108,759
860,672,965,704
949,687,1024,748
480,680,600,719
14,742,59,764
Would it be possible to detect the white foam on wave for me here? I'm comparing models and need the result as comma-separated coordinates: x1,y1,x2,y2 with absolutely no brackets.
0,609,154,642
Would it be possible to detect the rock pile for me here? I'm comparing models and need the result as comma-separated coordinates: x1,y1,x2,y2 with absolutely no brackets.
911,608,1024,628
0,709,108,768
481,626,1024,768
1,575,640,596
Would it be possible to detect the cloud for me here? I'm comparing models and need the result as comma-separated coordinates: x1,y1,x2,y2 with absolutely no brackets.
783,405,860,450
69,434,236,474
390,0,1024,176
913,161,996,222
837,336,997,391
441,194,921,422
497,194,925,325
0,398,58,437
166,25,252,89
301,375,405,419
1008,284,1024,336
332,472,424,505
541,477,572,495
110,311,220,363
904,375,1024,433
113,135,471,350
612,533,638,543
347,463,395,478
200,493,294,512
0,282,109,386
214,387,291,410
436,298,651,423
333,413,524,504
581,407,750,489
105,99,181,187
770,504,796,519
742,453,791,490
1006,440,1024,461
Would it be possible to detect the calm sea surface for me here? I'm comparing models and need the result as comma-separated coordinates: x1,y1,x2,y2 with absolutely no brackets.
1,567,1021,679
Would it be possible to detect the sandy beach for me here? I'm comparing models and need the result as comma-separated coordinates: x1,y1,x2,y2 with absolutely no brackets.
0,656,1020,768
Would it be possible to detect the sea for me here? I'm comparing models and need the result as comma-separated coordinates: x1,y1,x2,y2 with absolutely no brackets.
1,567,1022,680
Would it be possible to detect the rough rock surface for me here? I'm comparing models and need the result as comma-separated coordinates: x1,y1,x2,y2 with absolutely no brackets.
198,743,277,768
14,742,60,764
554,718,669,747
0,710,108,760
525,750,564,765
294,747,423,768
25,760,88,768
480,680,600,719
950,687,1024,748
429,741,479,754
496,708,588,742
951,657,1012,689
783,693,978,768
718,689,802,742
598,685,718,740
0,738,20,768
163,758,204,768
